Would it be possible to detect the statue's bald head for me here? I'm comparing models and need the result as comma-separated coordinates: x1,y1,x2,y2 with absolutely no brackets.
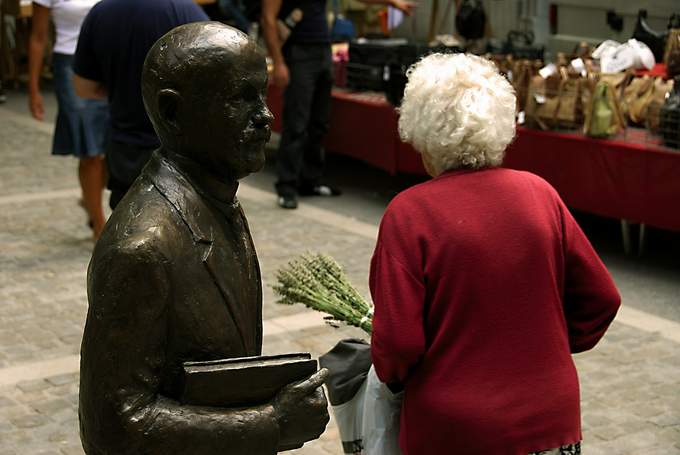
141,22,265,145
140,22,272,179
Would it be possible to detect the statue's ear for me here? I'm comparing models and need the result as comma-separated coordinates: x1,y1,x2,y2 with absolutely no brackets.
157,89,182,135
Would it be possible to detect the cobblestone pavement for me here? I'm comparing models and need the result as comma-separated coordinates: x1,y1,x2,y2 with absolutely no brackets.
1,108,679,454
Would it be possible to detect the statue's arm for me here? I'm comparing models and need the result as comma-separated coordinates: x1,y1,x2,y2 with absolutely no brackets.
81,244,280,455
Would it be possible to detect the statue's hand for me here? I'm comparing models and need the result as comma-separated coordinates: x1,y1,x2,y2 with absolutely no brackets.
273,368,330,450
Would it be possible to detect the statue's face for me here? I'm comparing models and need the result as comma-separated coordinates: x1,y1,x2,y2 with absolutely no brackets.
185,46,273,180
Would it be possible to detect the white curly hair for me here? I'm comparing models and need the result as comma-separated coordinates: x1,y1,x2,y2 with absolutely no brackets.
398,53,517,174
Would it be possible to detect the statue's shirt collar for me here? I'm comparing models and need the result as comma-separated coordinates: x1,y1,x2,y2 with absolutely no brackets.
162,152,241,219
166,152,239,203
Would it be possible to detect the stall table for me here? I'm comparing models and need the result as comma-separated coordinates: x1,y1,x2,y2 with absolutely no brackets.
268,85,680,235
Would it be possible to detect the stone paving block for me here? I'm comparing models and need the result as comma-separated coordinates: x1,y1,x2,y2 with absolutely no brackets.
653,427,680,449
46,374,78,387
581,411,614,429
592,424,629,441
49,385,74,397
31,398,71,415
59,445,85,455
9,413,50,429
644,447,680,455
650,412,680,427
48,430,72,444
15,390,49,405
595,428,673,454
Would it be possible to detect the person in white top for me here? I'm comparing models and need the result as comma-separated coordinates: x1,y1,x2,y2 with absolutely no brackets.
29,0,109,240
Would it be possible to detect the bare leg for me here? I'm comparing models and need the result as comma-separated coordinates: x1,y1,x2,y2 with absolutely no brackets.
79,156,107,239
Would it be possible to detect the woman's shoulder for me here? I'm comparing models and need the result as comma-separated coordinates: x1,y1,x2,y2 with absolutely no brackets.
387,179,435,211
386,168,560,210
480,167,560,197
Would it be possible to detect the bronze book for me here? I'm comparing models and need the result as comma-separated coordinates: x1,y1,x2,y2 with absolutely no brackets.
180,353,317,407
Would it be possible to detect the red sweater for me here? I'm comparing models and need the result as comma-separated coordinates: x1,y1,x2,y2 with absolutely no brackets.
370,168,620,455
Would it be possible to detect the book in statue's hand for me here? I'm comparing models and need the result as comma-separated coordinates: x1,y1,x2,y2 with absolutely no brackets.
180,353,318,407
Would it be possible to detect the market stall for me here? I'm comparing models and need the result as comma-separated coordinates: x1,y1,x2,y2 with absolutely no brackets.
267,84,680,233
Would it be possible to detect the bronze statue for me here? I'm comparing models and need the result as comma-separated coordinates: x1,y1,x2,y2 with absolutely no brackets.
79,22,330,454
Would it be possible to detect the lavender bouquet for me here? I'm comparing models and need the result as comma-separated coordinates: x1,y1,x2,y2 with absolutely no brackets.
273,253,373,334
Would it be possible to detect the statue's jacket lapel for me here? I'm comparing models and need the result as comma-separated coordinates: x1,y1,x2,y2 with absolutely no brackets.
145,153,262,357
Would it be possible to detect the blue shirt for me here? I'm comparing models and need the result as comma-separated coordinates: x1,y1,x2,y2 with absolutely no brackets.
74,0,208,148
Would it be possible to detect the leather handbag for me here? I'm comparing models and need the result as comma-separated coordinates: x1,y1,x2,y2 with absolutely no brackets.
554,70,587,128
599,70,633,100
502,30,545,60
525,72,561,130
525,67,586,130
485,53,513,77
623,76,656,125
665,29,680,78
510,59,539,112
584,81,625,138
659,76,680,149
646,78,674,132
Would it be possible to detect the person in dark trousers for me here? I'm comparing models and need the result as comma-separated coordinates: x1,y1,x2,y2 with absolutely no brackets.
261,0,415,209
73,0,208,210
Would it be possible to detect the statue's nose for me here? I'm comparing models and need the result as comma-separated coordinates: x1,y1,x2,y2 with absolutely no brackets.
254,106,273,128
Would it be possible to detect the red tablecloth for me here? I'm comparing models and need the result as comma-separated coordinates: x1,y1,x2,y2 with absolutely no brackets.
267,85,680,231
504,128,680,231
635,63,668,79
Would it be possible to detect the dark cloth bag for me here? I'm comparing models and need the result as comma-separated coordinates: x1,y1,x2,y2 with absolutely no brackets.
455,0,486,40
632,9,667,62
502,30,545,60
319,338,371,406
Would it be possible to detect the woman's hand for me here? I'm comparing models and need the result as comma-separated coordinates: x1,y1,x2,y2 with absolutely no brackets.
272,62,290,88
390,0,417,15
28,3,50,121
29,91,45,121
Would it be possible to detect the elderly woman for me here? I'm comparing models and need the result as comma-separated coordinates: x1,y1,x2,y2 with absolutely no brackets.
369,54,621,455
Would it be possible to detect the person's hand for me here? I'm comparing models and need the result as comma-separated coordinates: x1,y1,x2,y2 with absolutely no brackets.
390,0,417,15
29,91,45,121
273,368,330,450
272,62,290,88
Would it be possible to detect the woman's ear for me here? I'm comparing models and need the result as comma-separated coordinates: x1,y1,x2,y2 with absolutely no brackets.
157,89,182,135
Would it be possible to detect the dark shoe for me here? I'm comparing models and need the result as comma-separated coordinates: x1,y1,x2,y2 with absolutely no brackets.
277,194,298,209
298,184,342,197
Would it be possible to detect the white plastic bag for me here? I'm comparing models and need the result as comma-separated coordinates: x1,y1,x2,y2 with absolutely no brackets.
361,365,404,455
332,379,367,454
598,39,656,73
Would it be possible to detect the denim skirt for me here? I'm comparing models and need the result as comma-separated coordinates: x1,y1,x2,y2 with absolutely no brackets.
52,53,109,158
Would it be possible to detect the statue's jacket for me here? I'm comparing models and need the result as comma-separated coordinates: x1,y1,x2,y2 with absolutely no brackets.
79,152,280,454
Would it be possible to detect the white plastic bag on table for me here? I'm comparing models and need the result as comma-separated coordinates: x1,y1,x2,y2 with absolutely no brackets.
598,39,656,73
361,365,403,455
